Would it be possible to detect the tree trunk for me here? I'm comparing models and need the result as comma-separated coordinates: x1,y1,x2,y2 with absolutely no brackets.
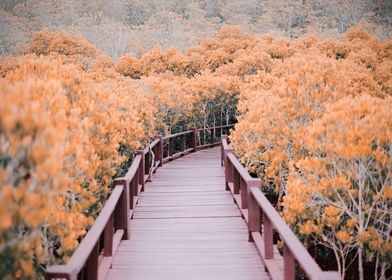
358,247,364,280
380,261,386,280
333,248,343,279
221,107,224,136
221,107,223,127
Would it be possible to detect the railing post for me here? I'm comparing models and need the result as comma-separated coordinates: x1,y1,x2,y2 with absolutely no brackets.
180,134,185,152
86,241,99,280
157,135,163,166
224,148,233,190
114,178,129,240
264,212,274,259
103,213,114,257
137,150,145,190
169,137,174,157
233,169,240,194
191,128,197,152
240,177,248,209
248,183,261,242
144,150,150,177
152,144,158,167
133,175,138,196
210,128,214,145
129,178,135,209
221,135,227,166
284,246,295,280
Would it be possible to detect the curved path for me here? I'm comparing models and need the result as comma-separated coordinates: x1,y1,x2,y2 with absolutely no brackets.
107,147,270,280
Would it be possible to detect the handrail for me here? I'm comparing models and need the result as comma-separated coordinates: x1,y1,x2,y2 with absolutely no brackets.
45,124,235,280
45,184,127,280
142,138,161,155
162,130,192,140
156,124,234,166
221,136,340,280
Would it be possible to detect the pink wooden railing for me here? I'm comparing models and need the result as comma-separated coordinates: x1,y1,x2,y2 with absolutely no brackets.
141,124,234,179
221,136,340,280
45,124,234,280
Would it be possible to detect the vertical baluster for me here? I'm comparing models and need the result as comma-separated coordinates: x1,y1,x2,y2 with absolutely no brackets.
104,213,114,257
248,184,261,242
284,246,295,280
229,160,235,185
224,148,233,190
152,144,157,168
144,150,150,179
129,178,134,210
264,212,274,259
240,177,248,209
191,128,197,152
221,135,227,166
180,134,185,153
157,135,163,166
86,242,99,280
134,171,139,196
138,151,145,191
210,128,214,145
169,137,174,157
233,169,240,194
225,161,230,191
114,178,129,240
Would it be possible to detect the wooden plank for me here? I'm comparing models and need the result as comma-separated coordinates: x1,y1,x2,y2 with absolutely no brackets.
113,256,263,266
108,267,269,280
106,147,270,280
136,197,233,204
132,211,241,219
125,233,250,241
129,217,248,230
117,239,262,250
136,197,234,205
137,201,235,207
135,205,237,211
141,189,226,195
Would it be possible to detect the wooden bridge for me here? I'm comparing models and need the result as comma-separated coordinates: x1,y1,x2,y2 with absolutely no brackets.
46,126,339,280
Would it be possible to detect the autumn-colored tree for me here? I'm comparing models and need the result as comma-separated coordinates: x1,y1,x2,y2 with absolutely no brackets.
230,28,391,278
115,26,250,134
283,95,391,279
0,31,155,278
1,25,391,280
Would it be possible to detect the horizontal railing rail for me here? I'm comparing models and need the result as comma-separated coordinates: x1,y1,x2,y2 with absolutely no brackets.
221,136,340,280
45,124,234,280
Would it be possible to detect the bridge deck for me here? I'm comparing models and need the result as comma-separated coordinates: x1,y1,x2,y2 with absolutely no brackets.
107,147,270,280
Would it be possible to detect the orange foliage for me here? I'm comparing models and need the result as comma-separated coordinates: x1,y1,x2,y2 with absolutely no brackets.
1,26,391,278
230,27,391,277
27,29,98,58
0,31,155,278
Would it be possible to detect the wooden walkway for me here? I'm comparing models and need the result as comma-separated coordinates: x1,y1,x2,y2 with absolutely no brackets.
107,147,270,280
46,129,339,280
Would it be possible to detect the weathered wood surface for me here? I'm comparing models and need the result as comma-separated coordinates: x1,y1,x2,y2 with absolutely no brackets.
107,147,270,280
